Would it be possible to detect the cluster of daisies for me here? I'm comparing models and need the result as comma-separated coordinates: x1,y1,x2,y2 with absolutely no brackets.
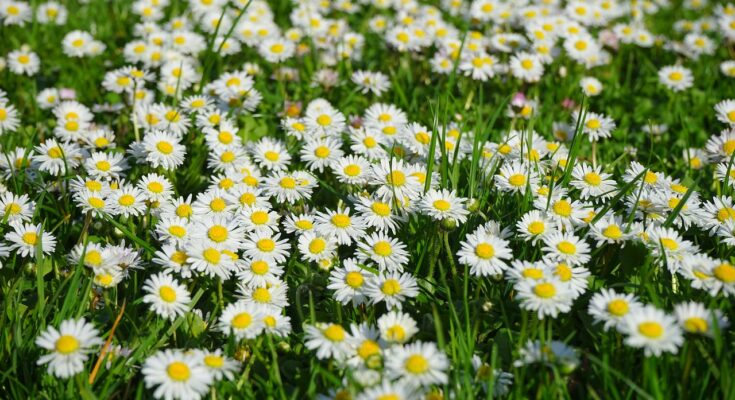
1,0,734,398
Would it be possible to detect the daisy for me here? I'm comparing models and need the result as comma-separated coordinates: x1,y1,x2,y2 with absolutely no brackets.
419,189,469,224
109,183,147,217
570,163,617,200
495,162,539,194
331,155,371,186
261,306,293,337
142,349,213,400
236,258,283,289
0,192,34,222
369,159,422,204
714,99,735,126
646,226,696,273
281,212,315,235
196,349,240,381
84,151,127,180
364,272,419,310
261,171,315,204
588,289,642,331
658,65,694,92
385,342,449,387
218,301,266,340
138,173,174,203
35,139,83,176
588,216,633,246
356,381,415,400
301,137,344,173
242,231,291,263
5,222,56,258
509,52,544,82
304,99,346,138
674,301,729,337
304,323,352,361
580,76,603,96
35,318,102,378
153,245,192,278
572,111,616,142
513,340,579,369
192,215,247,249
314,207,366,246
187,243,235,280
457,229,513,276
142,130,186,170
535,194,588,230
0,101,21,134
351,70,390,96
239,281,289,309
357,232,409,272
516,210,556,244
618,305,684,356
377,310,419,345
514,277,574,319
354,195,404,234
258,37,295,63
297,231,337,263
143,273,191,321
327,258,372,305
7,48,40,76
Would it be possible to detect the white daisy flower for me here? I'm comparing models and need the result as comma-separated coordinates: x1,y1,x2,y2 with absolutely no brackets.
35,318,102,378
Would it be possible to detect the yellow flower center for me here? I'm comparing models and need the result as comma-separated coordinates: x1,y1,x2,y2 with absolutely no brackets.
660,238,678,251
508,174,526,187
603,225,622,239
683,317,708,333
203,248,221,264
357,340,380,359
48,146,63,159
210,198,226,211
204,355,224,368
387,171,406,186
55,335,80,354
118,194,135,206
668,71,683,81
555,263,572,281
279,177,296,189
373,241,392,256
584,172,601,186
232,312,252,329
89,197,105,209
386,325,405,342
257,238,275,252
607,299,629,316
381,279,401,295
533,282,556,298
528,221,545,235
176,204,193,218
316,114,332,126
372,202,391,216
171,251,188,265
433,199,451,211
22,232,38,245
323,324,345,341
331,214,351,228
552,200,572,217
314,146,330,158
404,354,429,374
344,164,361,176
309,238,326,254
714,263,735,283
251,211,269,225
252,287,271,303
522,268,543,279
638,322,663,338
475,243,495,259
159,285,177,302
345,271,364,288
208,225,228,242
585,119,601,130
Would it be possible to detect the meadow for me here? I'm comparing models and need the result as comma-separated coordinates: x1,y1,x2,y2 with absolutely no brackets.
1,0,735,399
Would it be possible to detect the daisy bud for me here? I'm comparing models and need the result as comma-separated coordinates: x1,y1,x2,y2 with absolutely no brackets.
467,198,481,213
482,301,494,312
440,217,458,231
234,347,250,362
